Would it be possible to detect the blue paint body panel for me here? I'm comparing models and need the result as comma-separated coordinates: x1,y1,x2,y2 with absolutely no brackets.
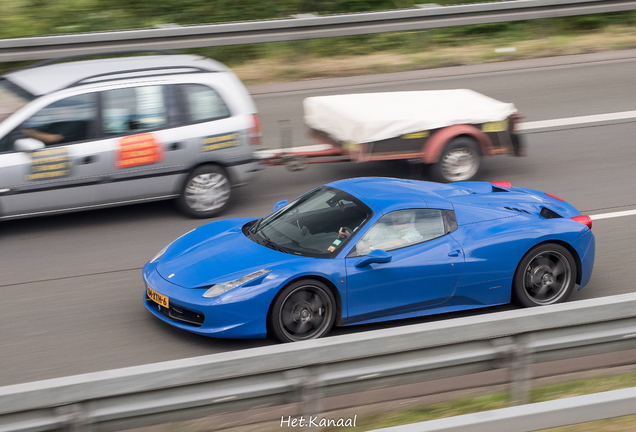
142,178,596,339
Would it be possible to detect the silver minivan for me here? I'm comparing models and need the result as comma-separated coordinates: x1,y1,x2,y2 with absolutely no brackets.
0,53,263,220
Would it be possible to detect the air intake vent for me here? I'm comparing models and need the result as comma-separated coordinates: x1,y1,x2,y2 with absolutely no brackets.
504,206,530,214
540,207,562,219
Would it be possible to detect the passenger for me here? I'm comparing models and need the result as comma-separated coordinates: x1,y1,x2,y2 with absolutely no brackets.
357,211,422,254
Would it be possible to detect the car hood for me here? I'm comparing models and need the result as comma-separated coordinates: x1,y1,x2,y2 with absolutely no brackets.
156,218,294,288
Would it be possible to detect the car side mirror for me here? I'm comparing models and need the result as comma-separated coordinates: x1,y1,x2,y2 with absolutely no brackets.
355,249,392,268
273,200,288,212
15,138,45,152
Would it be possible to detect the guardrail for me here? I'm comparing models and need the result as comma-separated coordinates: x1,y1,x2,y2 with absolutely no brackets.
2,0,636,62
369,386,636,432
2,293,636,432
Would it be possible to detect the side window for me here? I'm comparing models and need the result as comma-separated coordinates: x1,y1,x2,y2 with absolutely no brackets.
20,93,97,146
353,209,446,256
102,86,167,136
0,132,13,153
181,84,230,123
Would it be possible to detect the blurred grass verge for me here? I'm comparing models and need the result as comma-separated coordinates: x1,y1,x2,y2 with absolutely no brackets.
1,1,636,83
314,370,636,432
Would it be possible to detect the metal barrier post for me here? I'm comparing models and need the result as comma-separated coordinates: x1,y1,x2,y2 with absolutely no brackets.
510,333,534,406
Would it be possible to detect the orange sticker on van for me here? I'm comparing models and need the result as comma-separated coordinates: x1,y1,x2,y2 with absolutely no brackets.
116,133,163,168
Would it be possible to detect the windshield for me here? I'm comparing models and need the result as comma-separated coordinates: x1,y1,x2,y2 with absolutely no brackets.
0,79,32,123
249,186,373,258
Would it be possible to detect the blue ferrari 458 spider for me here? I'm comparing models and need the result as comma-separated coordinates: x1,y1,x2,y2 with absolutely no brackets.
143,178,595,342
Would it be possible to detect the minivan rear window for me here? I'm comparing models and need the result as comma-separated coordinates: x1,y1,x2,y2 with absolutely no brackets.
180,84,231,123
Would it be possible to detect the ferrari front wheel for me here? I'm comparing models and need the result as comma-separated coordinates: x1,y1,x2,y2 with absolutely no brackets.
270,279,336,342
512,243,576,307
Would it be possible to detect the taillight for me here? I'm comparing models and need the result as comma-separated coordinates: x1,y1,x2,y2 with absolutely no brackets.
249,114,262,146
545,192,565,202
492,181,511,189
510,113,524,134
571,215,592,230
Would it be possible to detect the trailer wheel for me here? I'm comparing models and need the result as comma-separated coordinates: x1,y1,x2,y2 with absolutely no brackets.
431,137,481,183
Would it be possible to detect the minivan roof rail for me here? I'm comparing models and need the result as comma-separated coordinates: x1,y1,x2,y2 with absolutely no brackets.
23,50,179,70
64,65,213,89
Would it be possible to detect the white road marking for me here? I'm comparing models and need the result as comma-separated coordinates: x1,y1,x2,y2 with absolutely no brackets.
519,110,636,132
590,209,636,221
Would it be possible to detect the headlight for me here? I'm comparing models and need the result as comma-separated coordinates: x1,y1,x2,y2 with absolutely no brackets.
202,269,272,298
150,229,195,263
150,244,170,263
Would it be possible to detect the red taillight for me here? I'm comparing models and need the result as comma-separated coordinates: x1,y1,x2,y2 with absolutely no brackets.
545,192,565,202
510,113,523,133
492,181,511,189
571,215,592,230
249,114,262,146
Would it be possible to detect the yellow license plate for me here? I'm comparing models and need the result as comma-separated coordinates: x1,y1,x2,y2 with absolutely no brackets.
147,285,169,308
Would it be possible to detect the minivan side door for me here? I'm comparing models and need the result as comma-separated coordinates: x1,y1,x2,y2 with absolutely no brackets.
99,84,187,202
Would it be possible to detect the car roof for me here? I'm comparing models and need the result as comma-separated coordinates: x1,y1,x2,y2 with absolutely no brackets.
3,54,228,97
328,177,458,212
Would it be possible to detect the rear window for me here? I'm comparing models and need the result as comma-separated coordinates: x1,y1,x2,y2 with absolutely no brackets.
180,84,230,123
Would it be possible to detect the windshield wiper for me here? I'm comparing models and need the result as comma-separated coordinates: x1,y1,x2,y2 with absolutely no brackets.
258,232,290,253
250,217,264,235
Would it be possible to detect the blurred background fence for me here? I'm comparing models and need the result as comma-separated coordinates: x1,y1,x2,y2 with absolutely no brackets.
2,0,636,62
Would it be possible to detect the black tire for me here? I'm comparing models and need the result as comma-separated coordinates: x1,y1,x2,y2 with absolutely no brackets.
431,137,481,183
177,165,231,218
512,243,577,308
269,279,336,343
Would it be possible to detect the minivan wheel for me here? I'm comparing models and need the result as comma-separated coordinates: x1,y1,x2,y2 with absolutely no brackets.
177,165,231,218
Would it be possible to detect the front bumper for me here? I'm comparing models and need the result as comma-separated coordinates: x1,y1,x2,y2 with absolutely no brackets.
142,263,276,339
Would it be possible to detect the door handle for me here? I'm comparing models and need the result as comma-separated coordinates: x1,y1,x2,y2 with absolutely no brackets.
168,142,183,151
81,155,98,164
448,249,461,257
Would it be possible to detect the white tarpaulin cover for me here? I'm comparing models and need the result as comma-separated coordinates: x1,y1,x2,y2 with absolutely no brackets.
304,89,518,144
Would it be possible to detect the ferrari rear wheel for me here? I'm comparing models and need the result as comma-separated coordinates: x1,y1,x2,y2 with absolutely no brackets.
513,243,576,307
270,279,336,342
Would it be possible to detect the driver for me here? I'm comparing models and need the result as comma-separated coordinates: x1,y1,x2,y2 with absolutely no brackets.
338,226,353,239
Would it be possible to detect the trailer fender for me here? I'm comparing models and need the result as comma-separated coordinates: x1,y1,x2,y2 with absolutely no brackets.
422,124,492,164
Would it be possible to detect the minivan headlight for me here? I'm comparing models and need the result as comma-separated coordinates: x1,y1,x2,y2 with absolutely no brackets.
202,269,272,298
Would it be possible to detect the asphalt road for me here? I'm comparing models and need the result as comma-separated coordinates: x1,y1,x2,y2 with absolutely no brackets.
1,50,636,387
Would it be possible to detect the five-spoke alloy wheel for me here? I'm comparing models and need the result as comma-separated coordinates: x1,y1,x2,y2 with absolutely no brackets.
178,165,231,218
270,279,336,342
513,243,576,307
